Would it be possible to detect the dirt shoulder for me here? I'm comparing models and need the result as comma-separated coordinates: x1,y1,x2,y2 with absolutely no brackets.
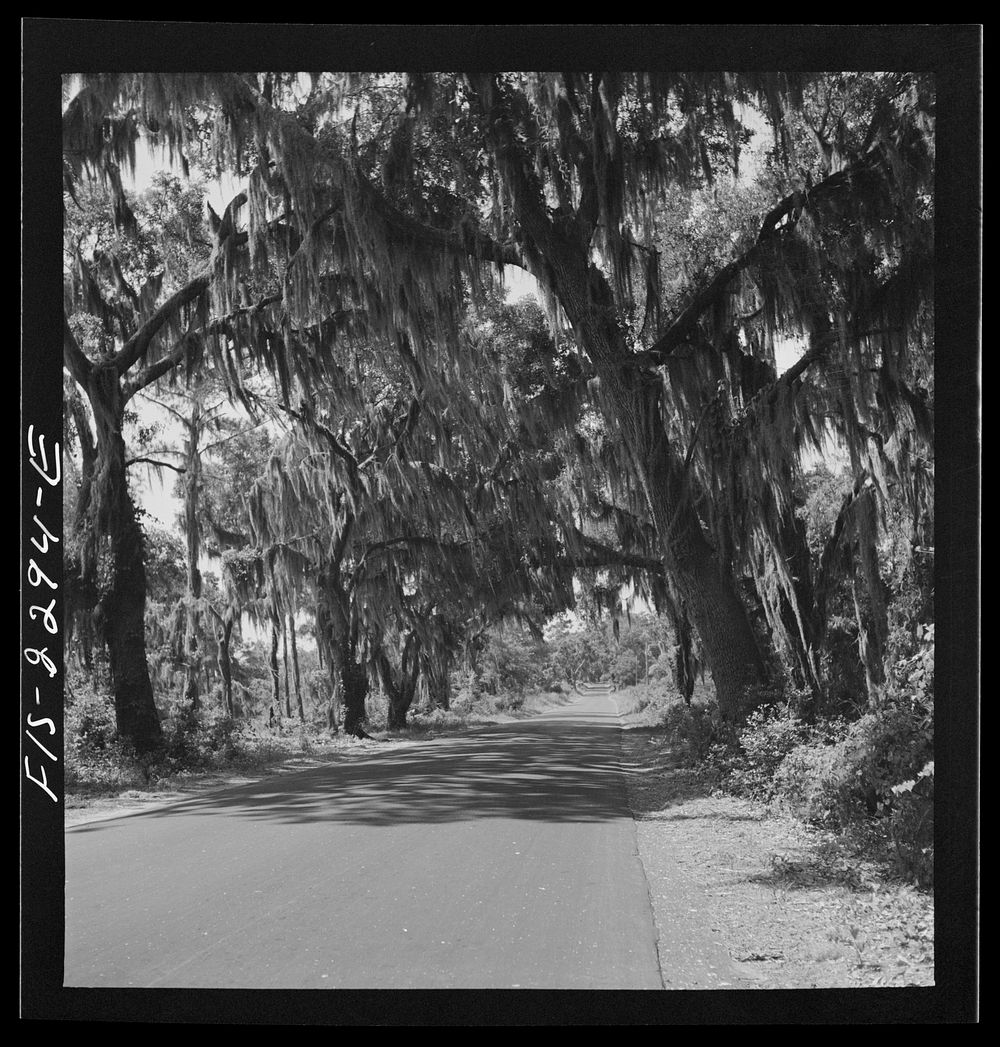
618,724,934,989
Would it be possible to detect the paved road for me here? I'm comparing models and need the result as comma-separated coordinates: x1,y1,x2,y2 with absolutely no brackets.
65,694,664,989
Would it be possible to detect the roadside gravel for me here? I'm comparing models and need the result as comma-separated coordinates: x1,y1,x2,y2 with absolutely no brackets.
618,724,934,989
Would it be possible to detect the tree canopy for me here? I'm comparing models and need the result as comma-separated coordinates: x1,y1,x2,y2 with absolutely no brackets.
62,69,936,748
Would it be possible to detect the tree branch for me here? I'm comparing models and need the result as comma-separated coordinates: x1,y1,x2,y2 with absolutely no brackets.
203,294,284,334
278,400,362,488
683,395,720,472
124,332,198,400
646,151,882,362
126,456,187,473
350,158,526,271
565,531,665,575
63,314,93,386
114,271,211,376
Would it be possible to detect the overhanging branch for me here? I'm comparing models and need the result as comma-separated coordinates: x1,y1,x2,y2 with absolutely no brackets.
645,151,883,363
126,456,186,474
63,314,93,386
114,271,211,376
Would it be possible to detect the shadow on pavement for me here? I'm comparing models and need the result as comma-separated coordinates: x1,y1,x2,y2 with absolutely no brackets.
68,716,630,833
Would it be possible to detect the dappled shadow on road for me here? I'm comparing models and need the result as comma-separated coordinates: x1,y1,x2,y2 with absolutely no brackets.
68,713,630,832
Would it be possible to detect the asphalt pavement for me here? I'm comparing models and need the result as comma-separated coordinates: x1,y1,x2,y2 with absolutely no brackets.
65,693,665,989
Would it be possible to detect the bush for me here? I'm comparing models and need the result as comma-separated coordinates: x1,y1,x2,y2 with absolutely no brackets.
66,681,118,757
65,674,149,792
451,669,478,712
493,690,525,713
408,706,468,730
713,703,814,799
660,699,733,760
774,701,931,819
887,762,934,886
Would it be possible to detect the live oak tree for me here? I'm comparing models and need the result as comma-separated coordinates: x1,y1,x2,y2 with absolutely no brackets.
64,70,934,729
63,89,310,751
62,166,224,752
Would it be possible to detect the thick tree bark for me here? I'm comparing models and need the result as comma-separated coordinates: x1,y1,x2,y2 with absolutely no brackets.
290,614,304,722
282,617,292,718
216,614,235,718
377,632,421,730
335,641,370,737
269,618,280,716
84,368,163,754
103,502,164,752
182,402,203,712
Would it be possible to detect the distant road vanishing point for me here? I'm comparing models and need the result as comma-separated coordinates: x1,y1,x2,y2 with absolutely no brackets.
574,681,616,697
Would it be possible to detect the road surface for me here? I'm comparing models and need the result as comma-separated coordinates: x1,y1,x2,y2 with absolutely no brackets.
65,694,665,989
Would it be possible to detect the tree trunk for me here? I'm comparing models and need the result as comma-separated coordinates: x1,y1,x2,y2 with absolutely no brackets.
855,491,888,699
182,400,203,713
336,642,370,737
583,318,766,718
386,696,408,730
269,618,280,714
290,613,304,722
327,678,341,733
673,613,697,705
103,493,164,754
377,633,420,730
282,617,292,718
86,374,163,755
217,615,235,718
775,500,823,707
424,651,451,711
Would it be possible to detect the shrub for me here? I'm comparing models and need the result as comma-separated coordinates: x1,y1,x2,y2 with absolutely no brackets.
408,706,467,730
451,669,478,712
769,699,933,884
661,699,733,761
66,682,118,757
162,707,234,768
887,761,934,886
366,686,388,728
65,674,150,792
718,703,815,800
762,696,929,819
493,690,525,713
